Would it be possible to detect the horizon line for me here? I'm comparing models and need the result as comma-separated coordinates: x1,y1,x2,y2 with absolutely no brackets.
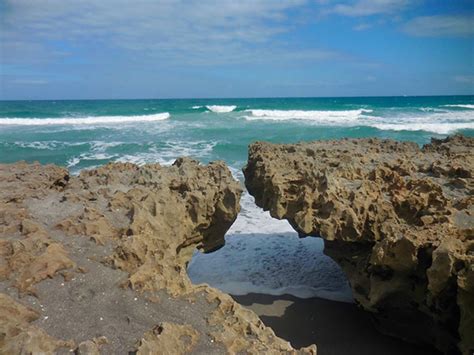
1,93,473,102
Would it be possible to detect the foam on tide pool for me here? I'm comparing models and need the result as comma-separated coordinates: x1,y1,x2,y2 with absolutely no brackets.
188,233,353,303
188,190,353,303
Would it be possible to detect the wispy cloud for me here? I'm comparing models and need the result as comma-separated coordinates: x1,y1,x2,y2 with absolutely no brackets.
402,15,474,37
454,75,474,84
2,0,326,67
353,23,372,31
9,79,49,85
326,0,410,17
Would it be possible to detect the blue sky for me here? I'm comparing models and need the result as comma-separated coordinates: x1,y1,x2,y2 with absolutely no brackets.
0,0,473,99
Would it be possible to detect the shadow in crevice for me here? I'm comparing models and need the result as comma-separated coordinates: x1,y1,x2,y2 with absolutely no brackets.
233,293,441,355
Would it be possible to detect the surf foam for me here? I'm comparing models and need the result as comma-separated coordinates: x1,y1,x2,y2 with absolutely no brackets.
115,140,217,166
443,104,474,109
0,112,170,126
243,108,474,134
371,122,474,134
65,140,217,174
188,166,353,302
244,109,372,122
188,233,353,302
206,105,237,113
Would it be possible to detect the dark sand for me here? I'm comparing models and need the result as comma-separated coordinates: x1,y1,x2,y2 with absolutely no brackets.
233,293,441,355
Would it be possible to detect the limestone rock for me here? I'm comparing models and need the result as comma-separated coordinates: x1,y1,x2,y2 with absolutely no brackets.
0,293,74,354
244,134,474,354
72,158,242,295
136,322,199,354
76,336,108,355
1,159,313,354
0,163,75,295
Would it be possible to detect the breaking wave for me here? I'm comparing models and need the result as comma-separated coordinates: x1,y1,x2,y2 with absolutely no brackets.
244,109,372,122
443,104,474,109
371,122,474,134
206,105,237,113
242,108,474,134
0,112,170,126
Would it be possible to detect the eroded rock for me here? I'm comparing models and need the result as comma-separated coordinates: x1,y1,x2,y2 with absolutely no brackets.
0,293,74,354
1,159,313,354
244,134,474,354
135,322,199,354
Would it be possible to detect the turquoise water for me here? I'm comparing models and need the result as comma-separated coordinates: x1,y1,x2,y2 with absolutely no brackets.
0,96,473,172
1,96,473,299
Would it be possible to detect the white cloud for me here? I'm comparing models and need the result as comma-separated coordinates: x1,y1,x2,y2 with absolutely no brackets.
327,0,410,17
402,15,474,37
2,0,326,66
454,75,474,84
9,79,49,85
353,23,372,31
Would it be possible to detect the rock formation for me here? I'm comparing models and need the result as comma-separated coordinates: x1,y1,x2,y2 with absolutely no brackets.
0,160,316,354
244,134,473,355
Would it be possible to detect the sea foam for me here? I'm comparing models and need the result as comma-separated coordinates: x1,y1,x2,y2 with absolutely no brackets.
244,109,372,122
443,104,474,109
243,108,474,134
188,233,353,302
0,112,170,126
371,122,474,134
188,168,353,302
206,105,237,113
65,140,217,173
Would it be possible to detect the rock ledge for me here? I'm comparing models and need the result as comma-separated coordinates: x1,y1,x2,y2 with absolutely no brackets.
244,135,473,354
1,159,315,354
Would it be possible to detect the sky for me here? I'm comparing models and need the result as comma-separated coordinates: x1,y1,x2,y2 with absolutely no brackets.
0,0,473,99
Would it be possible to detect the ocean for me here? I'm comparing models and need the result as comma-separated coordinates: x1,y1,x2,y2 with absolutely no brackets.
1,96,473,302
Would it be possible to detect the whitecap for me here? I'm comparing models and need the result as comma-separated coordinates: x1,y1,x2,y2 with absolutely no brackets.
243,107,474,134
419,107,447,113
206,105,237,113
13,141,63,150
371,122,474,134
443,104,474,109
90,141,125,151
0,112,170,126
244,109,372,122
11,141,92,150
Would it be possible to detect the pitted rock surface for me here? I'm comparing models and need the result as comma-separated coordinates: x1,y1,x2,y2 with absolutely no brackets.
244,134,473,355
0,160,315,354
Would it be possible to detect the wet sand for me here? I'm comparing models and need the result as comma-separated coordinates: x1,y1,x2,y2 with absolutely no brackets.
233,293,441,355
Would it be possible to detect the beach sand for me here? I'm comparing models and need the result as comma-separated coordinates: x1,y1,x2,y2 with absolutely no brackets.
233,293,441,355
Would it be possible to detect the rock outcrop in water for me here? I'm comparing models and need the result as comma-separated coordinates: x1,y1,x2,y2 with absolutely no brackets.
244,134,474,355
0,160,316,354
